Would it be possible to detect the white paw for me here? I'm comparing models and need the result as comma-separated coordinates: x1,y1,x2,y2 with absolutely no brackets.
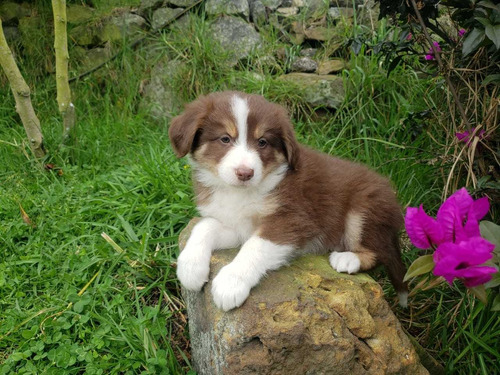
176,248,210,291
211,265,251,311
329,251,361,274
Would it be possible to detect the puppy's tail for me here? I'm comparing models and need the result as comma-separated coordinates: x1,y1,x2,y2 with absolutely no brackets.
385,234,409,307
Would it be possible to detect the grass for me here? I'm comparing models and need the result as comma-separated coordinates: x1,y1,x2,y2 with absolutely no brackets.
1,5,499,375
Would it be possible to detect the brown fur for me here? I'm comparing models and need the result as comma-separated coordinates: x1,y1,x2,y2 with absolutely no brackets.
169,91,408,294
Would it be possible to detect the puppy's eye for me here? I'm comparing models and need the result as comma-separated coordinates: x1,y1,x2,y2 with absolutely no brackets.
220,136,231,144
258,138,268,148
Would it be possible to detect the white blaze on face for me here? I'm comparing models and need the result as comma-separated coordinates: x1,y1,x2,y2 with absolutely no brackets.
217,95,263,186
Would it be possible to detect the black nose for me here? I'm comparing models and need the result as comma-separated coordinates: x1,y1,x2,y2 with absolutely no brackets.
235,167,254,181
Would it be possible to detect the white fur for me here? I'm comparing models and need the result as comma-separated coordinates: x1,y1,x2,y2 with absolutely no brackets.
329,251,361,274
196,164,288,240
177,217,239,291
398,291,408,308
231,95,249,145
212,236,294,311
217,145,263,186
211,95,260,187
344,212,364,252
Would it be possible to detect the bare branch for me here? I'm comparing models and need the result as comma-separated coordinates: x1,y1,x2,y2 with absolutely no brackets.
0,18,46,158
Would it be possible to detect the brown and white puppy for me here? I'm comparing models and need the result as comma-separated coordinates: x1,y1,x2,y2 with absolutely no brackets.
169,91,408,311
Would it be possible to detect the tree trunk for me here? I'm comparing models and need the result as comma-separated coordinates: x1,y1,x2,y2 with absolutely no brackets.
0,19,46,158
51,0,75,142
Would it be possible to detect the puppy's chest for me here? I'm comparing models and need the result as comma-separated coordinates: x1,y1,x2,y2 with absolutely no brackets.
197,188,276,238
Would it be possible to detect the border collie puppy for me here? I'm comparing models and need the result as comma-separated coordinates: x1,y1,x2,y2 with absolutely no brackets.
169,91,408,311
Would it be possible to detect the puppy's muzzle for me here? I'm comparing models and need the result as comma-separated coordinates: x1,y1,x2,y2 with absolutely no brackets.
235,167,254,181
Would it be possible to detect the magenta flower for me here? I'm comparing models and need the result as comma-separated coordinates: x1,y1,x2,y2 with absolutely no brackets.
405,205,443,249
459,29,466,37
433,237,497,287
424,42,441,60
436,188,489,243
406,188,488,248
456,129,486,145
405,188,496,288
432,41,442,52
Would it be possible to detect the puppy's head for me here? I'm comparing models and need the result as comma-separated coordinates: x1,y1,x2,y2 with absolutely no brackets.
169,91,299,187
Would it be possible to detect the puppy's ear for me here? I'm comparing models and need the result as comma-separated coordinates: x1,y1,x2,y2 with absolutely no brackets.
276,105,300,170
283,123,299,169
169,96,212,157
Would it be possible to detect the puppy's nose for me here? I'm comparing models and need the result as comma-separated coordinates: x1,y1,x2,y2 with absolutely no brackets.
235,167,254,181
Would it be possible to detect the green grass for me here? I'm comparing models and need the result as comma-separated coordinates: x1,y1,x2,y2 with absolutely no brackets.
1,7,499,375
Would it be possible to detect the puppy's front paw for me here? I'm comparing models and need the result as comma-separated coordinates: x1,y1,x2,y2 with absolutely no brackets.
329,251,361,274
211,265,251,311
176,248,210,291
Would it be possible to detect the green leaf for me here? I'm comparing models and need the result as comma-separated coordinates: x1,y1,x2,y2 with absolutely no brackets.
475,17,492,26
482,74,500,85
478,0,500,12
403,255,435,282
470,285,488,304
463,28,485,56
21,326,37,339
9,352,27,362
485,24,500,49
485,272,500,289
118,214,139,242
73,300,86,314
480,221,500,253
491,294,500,311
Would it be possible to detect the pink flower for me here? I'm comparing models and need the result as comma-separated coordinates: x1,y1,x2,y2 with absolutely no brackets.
406,33,413,40
406,188,489,249
456,129,486,145
405,205,443,249
424,42,441,60
433,237,497,287
405,188,497,288
436,188,489,243
459,29,466,37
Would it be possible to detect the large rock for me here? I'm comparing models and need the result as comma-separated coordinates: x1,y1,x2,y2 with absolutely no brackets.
66,5,95,25
291,56,318,73
209,16,261,64
167,0,200,7
140,57,182,123
205,0,250,19
139,0,165,16
249,0,267,24
317,58,346,74
179,219,428,375
151,7,184,30
70,13,146,46
0,2,30,24
279,73,345,108
104,13,147,41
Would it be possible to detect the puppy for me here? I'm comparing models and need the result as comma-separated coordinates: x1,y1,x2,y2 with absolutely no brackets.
169,91,408,311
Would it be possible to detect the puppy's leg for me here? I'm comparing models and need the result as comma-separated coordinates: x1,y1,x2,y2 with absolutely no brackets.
329,248,376,274
329,212,375,274
177,217,240,291
211,235,293,311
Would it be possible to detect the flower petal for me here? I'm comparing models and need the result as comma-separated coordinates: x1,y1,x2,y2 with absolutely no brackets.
469,197,489,221
437,188,473,242
462,267,497,287
405,205,443,249
433,238,496,287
